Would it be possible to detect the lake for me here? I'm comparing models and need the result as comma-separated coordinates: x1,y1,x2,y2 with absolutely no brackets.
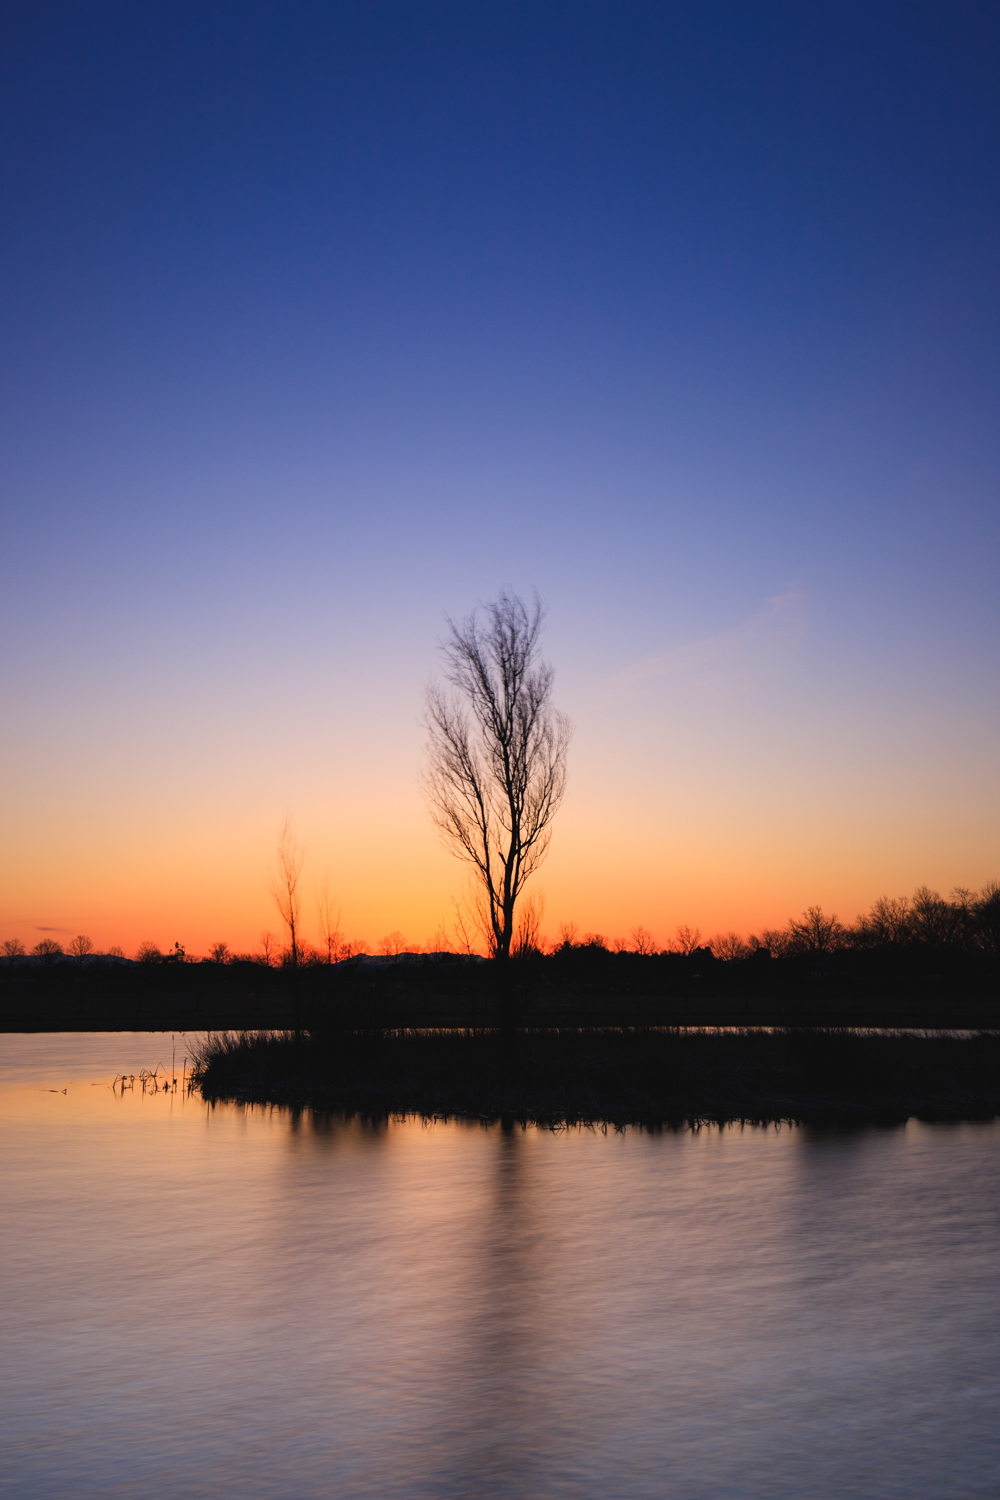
1,1032,998,1498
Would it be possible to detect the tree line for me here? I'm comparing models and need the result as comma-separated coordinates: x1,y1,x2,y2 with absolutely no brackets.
4,879,997,969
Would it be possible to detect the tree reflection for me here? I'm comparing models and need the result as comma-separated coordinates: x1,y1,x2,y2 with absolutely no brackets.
433,1121,556,1495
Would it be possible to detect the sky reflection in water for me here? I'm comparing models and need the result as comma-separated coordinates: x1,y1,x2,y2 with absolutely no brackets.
1,1034,998,1498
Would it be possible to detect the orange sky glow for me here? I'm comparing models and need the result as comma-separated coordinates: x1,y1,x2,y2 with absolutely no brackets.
4,593,995,957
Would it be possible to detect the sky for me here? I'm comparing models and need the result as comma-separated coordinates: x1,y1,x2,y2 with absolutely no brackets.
2,1,998,956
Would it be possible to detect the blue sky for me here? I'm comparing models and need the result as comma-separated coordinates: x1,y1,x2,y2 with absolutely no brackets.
2,2,998,949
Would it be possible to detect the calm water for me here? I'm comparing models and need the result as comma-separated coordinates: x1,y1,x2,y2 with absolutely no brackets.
1,1034,998,1499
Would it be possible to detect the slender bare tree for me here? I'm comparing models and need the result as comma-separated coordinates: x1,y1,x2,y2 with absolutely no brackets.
268,817,304,966
424,591,571,959
512,890,545,956
316,879,342,963
450,895,479,956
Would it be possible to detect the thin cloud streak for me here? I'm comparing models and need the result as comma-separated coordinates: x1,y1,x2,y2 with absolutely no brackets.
612,591,805,694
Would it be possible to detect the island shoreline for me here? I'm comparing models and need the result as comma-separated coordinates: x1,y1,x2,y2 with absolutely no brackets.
190,1027,1000,1129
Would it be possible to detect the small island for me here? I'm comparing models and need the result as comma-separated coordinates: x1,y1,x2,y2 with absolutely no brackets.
192,1025,1000,1129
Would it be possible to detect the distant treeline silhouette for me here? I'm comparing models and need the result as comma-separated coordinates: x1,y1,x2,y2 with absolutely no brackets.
5,879,997,969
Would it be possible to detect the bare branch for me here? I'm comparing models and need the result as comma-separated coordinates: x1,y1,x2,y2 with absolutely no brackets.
316,877,342,964
267,816,305,966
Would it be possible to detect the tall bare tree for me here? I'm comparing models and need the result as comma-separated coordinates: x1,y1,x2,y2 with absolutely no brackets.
424,591,571,959
268,817,304,965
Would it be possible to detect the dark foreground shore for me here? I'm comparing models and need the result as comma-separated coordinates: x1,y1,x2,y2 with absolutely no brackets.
193,1027,1000,1128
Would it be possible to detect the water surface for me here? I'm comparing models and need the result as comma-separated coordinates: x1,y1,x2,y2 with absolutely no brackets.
1,1033,998,1498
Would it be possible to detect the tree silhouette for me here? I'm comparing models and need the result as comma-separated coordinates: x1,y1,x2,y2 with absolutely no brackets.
512,890,545,956
786,906,844,954
257,930,280,967
377,930,406,958
316,880,342,963
709,931,750,961
424,592,571,959
630,925,657,956
673,924,702,956
268,817,304,967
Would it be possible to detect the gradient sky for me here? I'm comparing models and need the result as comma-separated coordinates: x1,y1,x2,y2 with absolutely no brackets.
2,1,998,955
